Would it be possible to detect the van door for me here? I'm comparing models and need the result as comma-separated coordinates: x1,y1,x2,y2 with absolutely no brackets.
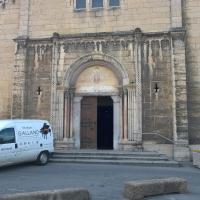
0,128,16,166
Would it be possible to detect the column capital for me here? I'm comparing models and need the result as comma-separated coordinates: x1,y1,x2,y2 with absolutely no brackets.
74,96,83,103
111,96,120,103
52,32,60,44
134,28,143,44
13,36,29,54
170,28,186,41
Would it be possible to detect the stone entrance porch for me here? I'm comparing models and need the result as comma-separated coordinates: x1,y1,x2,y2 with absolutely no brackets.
53,53,143,151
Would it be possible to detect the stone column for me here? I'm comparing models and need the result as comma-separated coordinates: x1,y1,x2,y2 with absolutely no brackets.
119,91,123,141
64,88,74,141
171,29,190,161
64,90,70,139
123,89,128,141
73,96,82,149
112,96,121,150
56,89,64,140
171,0,182,28
11,37,28,118
133,28,143,142
127,86,134,141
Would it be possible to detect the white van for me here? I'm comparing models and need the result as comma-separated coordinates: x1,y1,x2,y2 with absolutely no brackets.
0,119,54,167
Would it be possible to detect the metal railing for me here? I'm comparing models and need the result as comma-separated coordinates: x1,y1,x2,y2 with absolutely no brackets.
142,132,174,144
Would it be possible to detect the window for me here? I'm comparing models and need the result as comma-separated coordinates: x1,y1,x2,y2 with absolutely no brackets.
0,128,15,144
76,0,86,10
92,0,103,8
109,0,120,7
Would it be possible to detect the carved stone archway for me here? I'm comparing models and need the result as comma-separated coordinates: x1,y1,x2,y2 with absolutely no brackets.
57,53,143,150
64,53,129,88
62,54,128,149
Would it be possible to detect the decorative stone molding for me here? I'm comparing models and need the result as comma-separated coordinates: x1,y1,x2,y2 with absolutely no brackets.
64,53,129,87
63,39,134,53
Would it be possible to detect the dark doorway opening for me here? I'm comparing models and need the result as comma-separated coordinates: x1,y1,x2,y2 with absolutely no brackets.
97,96,113,150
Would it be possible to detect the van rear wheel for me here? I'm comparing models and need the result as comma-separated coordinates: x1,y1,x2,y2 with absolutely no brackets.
37,151,49,165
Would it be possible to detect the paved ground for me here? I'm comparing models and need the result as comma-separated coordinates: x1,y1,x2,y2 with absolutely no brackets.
0,163,200,200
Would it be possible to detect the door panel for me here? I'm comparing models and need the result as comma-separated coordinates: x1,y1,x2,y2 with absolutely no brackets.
81,97,97,149
97,97,113,149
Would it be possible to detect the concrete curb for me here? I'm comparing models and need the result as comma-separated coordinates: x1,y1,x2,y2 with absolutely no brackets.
124,177,187,200
0,188,91,200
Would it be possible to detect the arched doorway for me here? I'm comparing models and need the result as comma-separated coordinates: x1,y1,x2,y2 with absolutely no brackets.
60,54,142,150
77,66,117,150
81,96,113,149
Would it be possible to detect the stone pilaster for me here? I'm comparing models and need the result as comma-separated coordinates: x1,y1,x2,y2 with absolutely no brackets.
134,28,143,142
50,33,60,139
11,37,28,118
171,0,182,28
11,0,30,119
112,96,121,150
171,29,190,161
73,96,82,149
18,0,30,36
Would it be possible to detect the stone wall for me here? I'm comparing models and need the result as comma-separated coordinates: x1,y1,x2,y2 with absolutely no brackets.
28,0,171,37
0,1,20,118
142,36,173,143
184,0,200,144
24,43,53,120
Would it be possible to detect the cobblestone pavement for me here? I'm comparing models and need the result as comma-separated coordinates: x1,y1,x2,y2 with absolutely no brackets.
0,163,200,200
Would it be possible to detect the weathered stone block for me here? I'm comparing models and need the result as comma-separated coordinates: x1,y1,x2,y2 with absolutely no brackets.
124,177,187,200
0,188,91,200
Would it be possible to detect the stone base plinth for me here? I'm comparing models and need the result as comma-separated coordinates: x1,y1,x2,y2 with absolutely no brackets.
119,140,143,151
174,141,190,162
55,139,75,151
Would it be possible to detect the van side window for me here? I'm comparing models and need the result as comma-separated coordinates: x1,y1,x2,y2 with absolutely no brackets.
0,128,15,144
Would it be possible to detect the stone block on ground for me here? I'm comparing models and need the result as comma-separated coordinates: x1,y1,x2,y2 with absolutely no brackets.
0,188,91,200
123,177,187,200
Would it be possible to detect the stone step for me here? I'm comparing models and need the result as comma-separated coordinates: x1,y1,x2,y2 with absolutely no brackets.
50,158,180,167
53,150,166,157
53,154,169,161
50,150,179,167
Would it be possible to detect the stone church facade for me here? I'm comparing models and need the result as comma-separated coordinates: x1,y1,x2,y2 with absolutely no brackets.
0,0,200,161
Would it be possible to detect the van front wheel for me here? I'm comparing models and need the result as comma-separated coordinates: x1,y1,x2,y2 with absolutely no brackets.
37,151,49,165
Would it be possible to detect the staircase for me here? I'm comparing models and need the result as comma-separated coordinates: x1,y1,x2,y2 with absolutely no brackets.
50,150,180,167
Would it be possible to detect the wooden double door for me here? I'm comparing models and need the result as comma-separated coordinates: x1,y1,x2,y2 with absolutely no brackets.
81,96,113,149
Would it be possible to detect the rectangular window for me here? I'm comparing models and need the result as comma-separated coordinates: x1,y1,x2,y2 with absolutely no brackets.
0,128,15,144
76,0,86,10
92,0,103,8
109,0,120,7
